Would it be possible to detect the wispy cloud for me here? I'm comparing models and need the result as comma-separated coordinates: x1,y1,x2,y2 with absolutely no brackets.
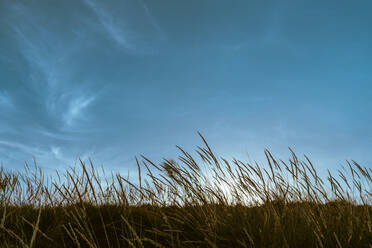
6,2,99,130
82,0,164,54
0,91,13,108
0,140,73,171
137,0,166,40
63,95,95,127
82,0,136,51
51,146,64,161
0,140,46,157
12,23,76,90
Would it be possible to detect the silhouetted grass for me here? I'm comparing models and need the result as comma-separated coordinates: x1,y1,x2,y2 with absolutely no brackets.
0,133,371,247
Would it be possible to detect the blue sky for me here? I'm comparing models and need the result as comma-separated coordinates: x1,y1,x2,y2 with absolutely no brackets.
0,0,371,175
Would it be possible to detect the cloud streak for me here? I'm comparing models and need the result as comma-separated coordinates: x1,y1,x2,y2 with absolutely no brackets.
63,95,95,127
83,0,165,54
82,0,137,51
0,91,13,108
0,0,371,175
7,2,100,131
0,140,47,158
138,0,166,40
0,1,105,169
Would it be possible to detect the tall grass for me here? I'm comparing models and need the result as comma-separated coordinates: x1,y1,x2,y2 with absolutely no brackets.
0,133,371,247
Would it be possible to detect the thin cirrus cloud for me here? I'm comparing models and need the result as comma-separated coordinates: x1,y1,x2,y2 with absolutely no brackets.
82,0,134,51
0,0,371,176
0,140,45,156
7,2,98,129
63,95,96,127
82,0,163,54
137,0,166,41
0,0,168,170
0,1,104,168
0,91,13,109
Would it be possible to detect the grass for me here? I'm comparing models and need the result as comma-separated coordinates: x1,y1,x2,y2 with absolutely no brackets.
0,132,371,247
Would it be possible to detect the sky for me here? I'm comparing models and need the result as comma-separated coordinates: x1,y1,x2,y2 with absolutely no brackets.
0,0,371,177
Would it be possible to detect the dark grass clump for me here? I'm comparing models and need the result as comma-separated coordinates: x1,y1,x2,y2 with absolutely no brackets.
0,133,371,247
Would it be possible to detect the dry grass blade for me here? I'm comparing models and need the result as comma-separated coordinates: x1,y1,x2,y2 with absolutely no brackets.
62,223,81,248
142,237,166,248
74,228,97,248
121,215,144,248
0,133,371,247
0,225,29,248
28,207,42,248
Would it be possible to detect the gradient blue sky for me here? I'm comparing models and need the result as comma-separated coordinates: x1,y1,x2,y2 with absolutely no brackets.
0,0,371,175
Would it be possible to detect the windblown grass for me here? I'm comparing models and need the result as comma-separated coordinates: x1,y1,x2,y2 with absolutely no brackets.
0,133,371,247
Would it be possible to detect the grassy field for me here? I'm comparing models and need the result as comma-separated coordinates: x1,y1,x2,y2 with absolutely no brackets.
0,133,371,248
